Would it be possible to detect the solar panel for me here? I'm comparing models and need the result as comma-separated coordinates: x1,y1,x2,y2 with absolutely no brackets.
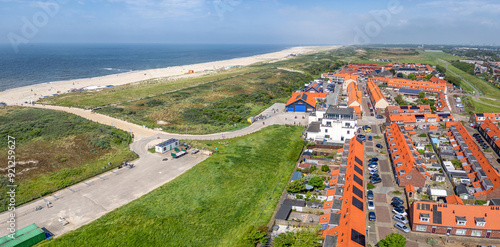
410,105,419,109
354,165,363,176
302,94,308,100
353,185,363,199
352,196,364,211
400,105,408,109
350,229,366,246
415,114,425,118
433,205,442,224
296,94,301,99
355,156,363,166
353,175,363,187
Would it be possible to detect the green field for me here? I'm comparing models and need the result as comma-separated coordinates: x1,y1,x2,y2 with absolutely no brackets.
39,125,305,247
469,97,500,113
0,107,137,212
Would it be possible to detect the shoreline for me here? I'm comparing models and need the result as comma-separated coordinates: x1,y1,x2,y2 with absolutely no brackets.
1,45,340,105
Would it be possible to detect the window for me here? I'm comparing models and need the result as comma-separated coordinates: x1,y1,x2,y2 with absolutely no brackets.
476,222,485,227
416,225,427,232
325,129,328,133
471,230,482,237
457,221,466,226
455,229,466,235
347,131,350,134
420,216,429,222
407,176,412,180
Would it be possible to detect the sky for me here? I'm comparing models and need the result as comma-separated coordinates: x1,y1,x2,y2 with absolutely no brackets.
0,0,499,45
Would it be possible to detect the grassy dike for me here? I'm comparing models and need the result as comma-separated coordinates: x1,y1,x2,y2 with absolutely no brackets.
38,125,305,247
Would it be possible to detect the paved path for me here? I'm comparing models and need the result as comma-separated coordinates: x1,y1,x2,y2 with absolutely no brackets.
437,58,482,97
28,103,308,140
0,134,208,237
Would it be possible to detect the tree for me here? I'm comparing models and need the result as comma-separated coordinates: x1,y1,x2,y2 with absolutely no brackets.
389,68,396,75
436,64,447,74
321,165,329,172
303,173,314,183
418,91,426,99
309,176,325,190
242,225,268,246
273,232,294,247
425,73,434,80
287,179,306,193
378,233,407,247
408,73,417,80
396,72,404,78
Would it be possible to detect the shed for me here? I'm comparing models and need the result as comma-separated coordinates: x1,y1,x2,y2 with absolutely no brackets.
155,138,179,154
429,188,448,201
275,205,292,220
0,224,46,247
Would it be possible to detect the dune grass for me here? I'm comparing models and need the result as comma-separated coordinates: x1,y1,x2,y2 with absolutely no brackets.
39,125,305,247
0,107,137,212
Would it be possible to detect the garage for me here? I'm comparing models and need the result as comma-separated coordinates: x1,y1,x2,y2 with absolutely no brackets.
294,104,306,112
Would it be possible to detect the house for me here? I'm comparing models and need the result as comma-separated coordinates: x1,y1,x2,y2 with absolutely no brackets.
283,199,306,211
385,123,429,188
409,201,500,239
434,174,446,182
377,77,448,93
321,73,358,89
347,82,363,110
387,113,454,124
305,106,357,144
448,122,500,200
322,137,366,247
386,105,432,117
470,113,500,125
367,81,389,109
479,118,500,156
305,82,323,93
285,92,320,112
155,138,179,154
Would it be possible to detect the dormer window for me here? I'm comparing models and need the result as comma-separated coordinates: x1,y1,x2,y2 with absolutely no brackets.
475,217,486,227
456,216,467,226
420,213,430,222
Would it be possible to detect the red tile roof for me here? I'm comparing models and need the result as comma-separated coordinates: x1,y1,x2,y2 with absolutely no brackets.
347,82,362,106
286,92,317,107
367,80,387,106
446,195,464,205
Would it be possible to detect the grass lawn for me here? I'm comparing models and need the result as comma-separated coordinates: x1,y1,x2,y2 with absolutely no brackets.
469,97,500,113
39,125,305,247
0,107,137,212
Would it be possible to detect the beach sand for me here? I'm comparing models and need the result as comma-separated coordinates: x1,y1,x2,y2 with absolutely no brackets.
0,46,339,105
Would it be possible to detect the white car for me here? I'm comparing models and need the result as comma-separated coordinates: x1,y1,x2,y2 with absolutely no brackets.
394,222,410,233
392,207,407,217
393,214,409,224
368,200,375,210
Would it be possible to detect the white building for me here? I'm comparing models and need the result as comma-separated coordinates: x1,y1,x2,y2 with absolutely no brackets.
155,138,179,154
305,106,357,144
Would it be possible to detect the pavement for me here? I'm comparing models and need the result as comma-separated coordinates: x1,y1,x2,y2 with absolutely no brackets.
0,134,208,237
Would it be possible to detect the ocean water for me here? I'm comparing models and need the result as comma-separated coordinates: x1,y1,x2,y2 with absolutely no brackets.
0,44,291,92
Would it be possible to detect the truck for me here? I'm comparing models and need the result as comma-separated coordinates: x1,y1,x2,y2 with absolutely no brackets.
171,151,187,158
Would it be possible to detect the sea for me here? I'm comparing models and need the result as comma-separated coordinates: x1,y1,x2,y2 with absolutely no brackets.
0,43,292,92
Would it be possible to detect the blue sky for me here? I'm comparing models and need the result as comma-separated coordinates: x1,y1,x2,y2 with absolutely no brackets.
1,0,499,45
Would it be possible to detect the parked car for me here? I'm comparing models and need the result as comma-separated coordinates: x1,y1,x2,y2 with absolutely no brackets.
368,136,373,141
393,214,409,224
371,177,382,184
369,212,376,221
376,144,383,149
368,165,378,170
496,158,500,163
368,200,375,210
370,113,374,116
369,162,378,166
392,197,404,204
376,115,384,119
394,222,410,233
367,190,374,200
368,167,378,172
369,170,379,175
392,207,407,216
369,174,380,180
369,157,379,162
391,201,404,208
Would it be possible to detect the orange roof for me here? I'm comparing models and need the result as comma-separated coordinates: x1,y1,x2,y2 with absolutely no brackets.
386,105,431,115
322,73,359,81
347,82,362,106
449,122,500,199
406,184,415,193
388,113,453,123
367,80,387,105
410,201,500,230
446,194,464,205
378,77,447,93
322,137,366,246
474,112,500,122
404,126,414,131
429,125,438,129
336,148,344,154
350,106,361,117
385,123,427,186
286,92,316,107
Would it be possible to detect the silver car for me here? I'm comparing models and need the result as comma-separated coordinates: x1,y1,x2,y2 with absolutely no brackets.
393,214,409,224
394,222,410,233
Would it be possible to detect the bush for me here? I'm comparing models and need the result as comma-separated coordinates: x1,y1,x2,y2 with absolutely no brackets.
367,183,375,190
378,233,407,247
242,225,268,246
476,200,487,205
419,133,427,137
60,158,67,163
321,165,329,172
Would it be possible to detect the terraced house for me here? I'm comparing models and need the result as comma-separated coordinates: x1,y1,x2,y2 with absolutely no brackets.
321,137,366,247
479,118,500,157
366,81,388,109
448,122,500,200
385,123,430,188
470,113,500,125
409,201,500,239
387,113,454,124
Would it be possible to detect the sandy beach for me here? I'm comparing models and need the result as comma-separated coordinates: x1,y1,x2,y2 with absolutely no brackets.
0,46,339,105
